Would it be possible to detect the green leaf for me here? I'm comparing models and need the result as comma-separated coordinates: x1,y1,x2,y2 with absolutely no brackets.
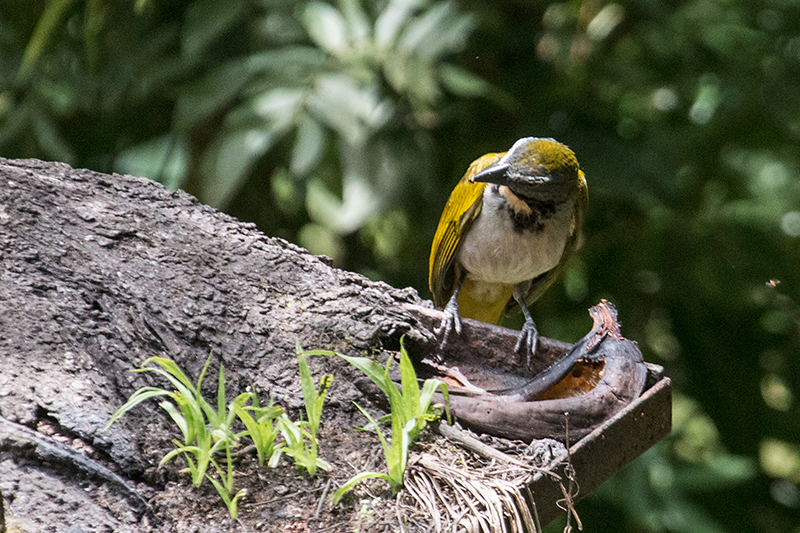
83,0,104,72
439,64,489,98
420,377,451,425
674,455,757,491
173,60,250,134
183,454,201,485
253,404,286,423
159,400,189,443
226,392,252,431
304,2,348,55
332,471,393,504
200,127,276,208
383,53,440,106
277,412,328,476
17,0,79,82
400,1,473,58
182,0,246,58
314,374,333,428
104,387,173,430
233,402,261,458
246,47,327,84
160,445,189,466
297,350,318,430
375,0,415,49
354,402,393,469
217,364,226,427
268,444,285,467
133,0,151,15
251,87,305,125
297,345,333,439
338,0,371,45
174,393,203,445
228,489,247,519
329,353,395,400
141,356,196,392
233,402,256,430
441,64,515,108
190,434,213,486
398,342,420,436
394,418,414,480
114,134,188,190
290,114,327,177
236,398,281,466
660,497,728,533
382,362,408,433
306,75,393,144
195,356,223,427
277,414,302,448
135,368,198,412
398,1,451,53
207,475,246,519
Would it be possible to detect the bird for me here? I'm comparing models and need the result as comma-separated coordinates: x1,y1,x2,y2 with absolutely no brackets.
428,137,588,366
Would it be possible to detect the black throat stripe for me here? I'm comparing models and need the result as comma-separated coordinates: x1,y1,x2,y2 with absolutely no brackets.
493,186,559,234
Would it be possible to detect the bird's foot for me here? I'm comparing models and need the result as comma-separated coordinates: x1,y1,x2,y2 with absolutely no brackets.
435,297,462,350
514,319,539,368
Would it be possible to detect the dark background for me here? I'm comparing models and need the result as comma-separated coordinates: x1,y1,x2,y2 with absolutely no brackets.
1,0,798,531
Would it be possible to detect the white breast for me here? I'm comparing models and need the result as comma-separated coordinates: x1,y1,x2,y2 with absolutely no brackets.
457,187,574,285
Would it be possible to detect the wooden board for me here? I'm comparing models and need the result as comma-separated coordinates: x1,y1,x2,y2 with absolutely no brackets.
529,376,672,525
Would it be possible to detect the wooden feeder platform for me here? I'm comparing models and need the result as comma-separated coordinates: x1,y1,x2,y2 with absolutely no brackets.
394,301,672,529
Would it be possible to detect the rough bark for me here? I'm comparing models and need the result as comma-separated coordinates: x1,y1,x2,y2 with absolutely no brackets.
0,158,435,532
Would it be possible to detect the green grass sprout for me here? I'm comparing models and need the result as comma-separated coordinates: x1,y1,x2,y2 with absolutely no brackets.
104,353,248,518
277,344,334,476
233,391,284,467
303,339,450,503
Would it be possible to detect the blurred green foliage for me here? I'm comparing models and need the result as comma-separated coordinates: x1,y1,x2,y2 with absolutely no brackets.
1,0,799,531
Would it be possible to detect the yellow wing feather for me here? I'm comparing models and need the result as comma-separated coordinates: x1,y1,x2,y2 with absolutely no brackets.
428,152,504,307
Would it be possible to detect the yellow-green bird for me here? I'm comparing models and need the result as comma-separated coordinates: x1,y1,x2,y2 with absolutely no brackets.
428,137,588,365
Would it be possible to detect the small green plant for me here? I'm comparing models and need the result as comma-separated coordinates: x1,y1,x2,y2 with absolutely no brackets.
105,354,214,447
105,353,248,519
278,344,333,476
233,392,284,467
304,340,450,503
160,362,250,519
105,348,336,518
205,437,247,520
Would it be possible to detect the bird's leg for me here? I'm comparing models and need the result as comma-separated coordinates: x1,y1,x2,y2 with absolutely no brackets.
513,285,539,367
435,283,463,349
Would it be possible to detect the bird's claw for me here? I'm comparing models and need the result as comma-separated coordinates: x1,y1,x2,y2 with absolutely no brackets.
436,298,462,349
515,320,539,368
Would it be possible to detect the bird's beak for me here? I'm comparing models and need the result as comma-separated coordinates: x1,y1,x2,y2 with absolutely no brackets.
469,163,510,185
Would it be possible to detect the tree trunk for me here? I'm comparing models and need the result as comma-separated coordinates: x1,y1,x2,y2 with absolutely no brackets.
0,158,435,532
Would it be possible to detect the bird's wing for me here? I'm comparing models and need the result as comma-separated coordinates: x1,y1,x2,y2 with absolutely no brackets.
515,169,589,310
429,152,504,307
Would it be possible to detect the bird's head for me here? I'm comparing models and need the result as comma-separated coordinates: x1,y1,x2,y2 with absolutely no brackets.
468,137,581,203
